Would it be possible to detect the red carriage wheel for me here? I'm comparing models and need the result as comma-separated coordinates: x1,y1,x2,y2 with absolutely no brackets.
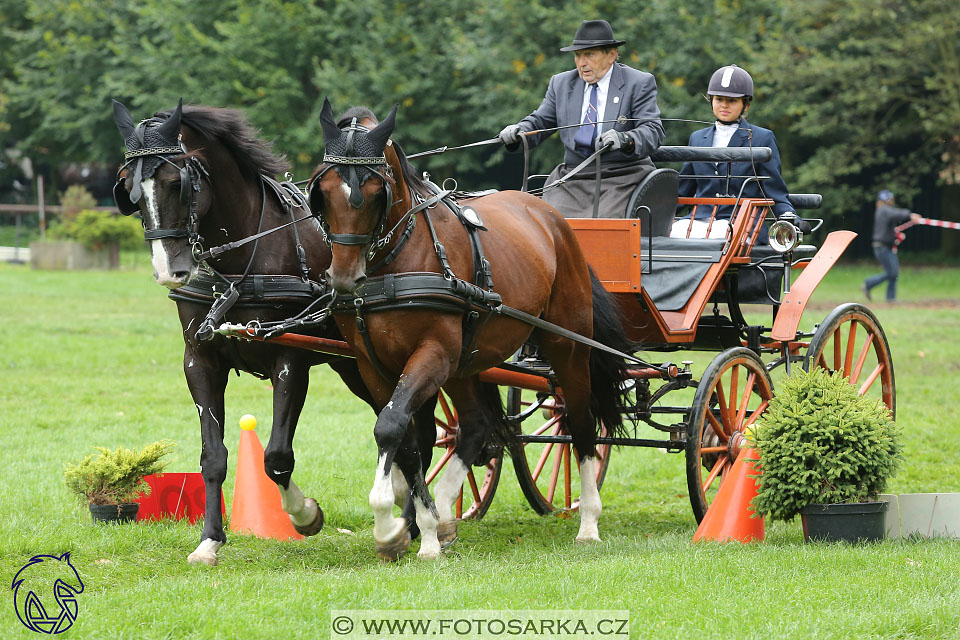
803,303,896,417
425,390,502,520
686,347,773,522
507,387,612,515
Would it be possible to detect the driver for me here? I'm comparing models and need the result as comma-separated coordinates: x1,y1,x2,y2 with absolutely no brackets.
672,64,795,239
498,19,665,218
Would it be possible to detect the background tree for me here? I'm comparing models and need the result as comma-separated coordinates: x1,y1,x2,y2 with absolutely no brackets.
2,0,956,258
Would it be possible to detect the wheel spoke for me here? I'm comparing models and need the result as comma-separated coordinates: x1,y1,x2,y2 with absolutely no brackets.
437,393,456,431
532,438,556,482
728,365,739,427
702,454,730,493
734,371,756,428
706,408,727,442
832,327,842,370
843,321,858,376
426,446,454,484
467,470,482,503
546,443,565,504
850,333,876,386
563,444,572,509
859,363,884,396
743,399,770,429
715,378,730,434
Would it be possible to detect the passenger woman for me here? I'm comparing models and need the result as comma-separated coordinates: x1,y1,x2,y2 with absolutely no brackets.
672,64,794,239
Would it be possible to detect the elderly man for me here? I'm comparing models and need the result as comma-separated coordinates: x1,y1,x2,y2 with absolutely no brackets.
499,19,665,218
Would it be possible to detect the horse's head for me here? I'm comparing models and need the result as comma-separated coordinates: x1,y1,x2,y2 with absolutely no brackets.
112,99,211,288
308,98,399,295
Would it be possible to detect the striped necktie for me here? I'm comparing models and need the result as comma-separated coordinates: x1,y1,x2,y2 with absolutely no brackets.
573,83,599,157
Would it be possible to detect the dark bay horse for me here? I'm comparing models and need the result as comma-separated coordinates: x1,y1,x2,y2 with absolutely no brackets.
111,100,385,565
308,99,631,560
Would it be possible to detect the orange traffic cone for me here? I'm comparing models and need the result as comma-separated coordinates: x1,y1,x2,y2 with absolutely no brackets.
692,445,765,543
229,415,304,541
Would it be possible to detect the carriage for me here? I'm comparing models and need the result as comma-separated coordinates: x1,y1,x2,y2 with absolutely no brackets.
113,100,894,562
222,142,894,526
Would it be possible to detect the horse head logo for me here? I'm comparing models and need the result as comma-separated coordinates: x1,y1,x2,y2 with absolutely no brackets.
11,552,84,634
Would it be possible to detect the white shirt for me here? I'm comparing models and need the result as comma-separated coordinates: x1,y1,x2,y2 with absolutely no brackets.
712,121,739,148
579,66,614,135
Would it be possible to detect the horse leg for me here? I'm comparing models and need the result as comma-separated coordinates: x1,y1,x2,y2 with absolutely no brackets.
183,347,230,566
263,354,324,536
400,396,439,540
366,350,450,561
541,339,603,543
431,379,500,547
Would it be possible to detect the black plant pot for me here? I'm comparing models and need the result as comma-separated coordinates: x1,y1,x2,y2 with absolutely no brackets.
89,503,139,524
800,501,888,542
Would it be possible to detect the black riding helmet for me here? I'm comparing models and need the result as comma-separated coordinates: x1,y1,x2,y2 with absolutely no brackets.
707,64,754,99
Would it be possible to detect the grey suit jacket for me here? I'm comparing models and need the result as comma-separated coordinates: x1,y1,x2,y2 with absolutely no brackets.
516,63,665,168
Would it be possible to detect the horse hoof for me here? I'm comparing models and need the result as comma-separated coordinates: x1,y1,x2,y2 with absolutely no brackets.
292,498,324,536
437,521,458,547
575,535,602,544
187,551,219,566
376,529,412,562
187,538,223,566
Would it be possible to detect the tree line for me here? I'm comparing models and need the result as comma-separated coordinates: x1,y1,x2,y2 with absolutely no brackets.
1,0,957,255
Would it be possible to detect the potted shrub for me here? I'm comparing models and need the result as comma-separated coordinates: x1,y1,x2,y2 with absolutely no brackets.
64,441,175,523
750,367,903,542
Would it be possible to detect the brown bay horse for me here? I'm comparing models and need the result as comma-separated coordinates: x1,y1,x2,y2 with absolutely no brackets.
111,100,436,565
308,99,632,560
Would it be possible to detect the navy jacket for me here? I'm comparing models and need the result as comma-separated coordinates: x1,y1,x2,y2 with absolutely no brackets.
517,63,665,168
677,118,793,220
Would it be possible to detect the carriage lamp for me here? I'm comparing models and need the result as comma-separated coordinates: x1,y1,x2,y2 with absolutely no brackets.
769,219,802,253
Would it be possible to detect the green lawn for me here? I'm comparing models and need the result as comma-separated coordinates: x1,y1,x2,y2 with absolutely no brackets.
1,259,959,640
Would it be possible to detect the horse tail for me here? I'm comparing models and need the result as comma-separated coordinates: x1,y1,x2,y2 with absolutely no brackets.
588,268,635,440
478,380,514,446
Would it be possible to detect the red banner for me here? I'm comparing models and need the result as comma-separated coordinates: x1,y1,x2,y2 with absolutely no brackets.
135,473,223,524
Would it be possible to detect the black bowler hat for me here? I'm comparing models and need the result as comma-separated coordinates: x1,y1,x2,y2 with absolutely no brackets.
559,20,626,52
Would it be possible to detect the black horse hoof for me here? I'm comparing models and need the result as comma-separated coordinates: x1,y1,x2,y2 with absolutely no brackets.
292,498,324,536
376,529,412,562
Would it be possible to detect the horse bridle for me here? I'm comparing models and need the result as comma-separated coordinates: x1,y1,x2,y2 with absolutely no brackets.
308,119,396,261
113,119,209,248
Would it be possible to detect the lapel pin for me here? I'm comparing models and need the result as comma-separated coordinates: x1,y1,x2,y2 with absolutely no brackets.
613,96,620,104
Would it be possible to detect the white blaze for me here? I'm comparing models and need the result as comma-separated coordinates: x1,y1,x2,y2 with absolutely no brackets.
142,178,179,287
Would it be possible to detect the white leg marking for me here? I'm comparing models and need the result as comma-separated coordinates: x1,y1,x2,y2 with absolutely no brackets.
277,480,317,527
391,464,409,508
369,454,406,545
576,456,602,543
188,359,194,368
187,538,223,566
434,456,469,526
278,363,290,381
196,404,203,418
415,492,441,560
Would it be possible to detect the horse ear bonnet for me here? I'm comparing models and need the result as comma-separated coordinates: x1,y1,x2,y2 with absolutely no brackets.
112,99,184,214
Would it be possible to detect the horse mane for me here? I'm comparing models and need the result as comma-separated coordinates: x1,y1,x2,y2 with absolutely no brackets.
153,105,290,179
391,140,427,194
336,106,378,128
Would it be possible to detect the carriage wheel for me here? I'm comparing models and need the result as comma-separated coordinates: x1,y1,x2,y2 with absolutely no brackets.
803,303,896,417
686,347,773,523
507,387,612,515
426,390,502,520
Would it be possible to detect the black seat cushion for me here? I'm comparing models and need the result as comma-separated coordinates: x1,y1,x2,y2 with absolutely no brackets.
625,168,678,236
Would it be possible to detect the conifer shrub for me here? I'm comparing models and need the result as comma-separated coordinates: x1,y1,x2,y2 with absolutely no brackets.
750,368,902,521
64,441,175,505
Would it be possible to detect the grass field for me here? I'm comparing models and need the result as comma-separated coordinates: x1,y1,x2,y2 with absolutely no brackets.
1,257,959,640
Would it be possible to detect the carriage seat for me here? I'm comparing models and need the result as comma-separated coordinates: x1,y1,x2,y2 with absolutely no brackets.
625,168,678,236
639,236,726,311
